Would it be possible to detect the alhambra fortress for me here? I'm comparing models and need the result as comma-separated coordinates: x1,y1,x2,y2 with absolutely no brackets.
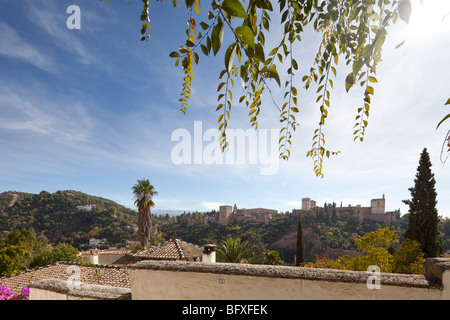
294,195,399,224
205,195,398,225
204,204,278,224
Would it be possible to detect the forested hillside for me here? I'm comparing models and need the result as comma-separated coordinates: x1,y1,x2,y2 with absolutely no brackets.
159,210,406,264
0,190,137,248
159,210,450,264
2,190,450,264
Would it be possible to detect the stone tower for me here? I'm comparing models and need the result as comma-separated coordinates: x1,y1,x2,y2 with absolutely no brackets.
370,196,386,214
219,205,232,224
302,198,311,211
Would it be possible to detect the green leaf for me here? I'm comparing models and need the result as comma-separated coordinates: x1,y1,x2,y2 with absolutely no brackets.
200,44,209,56
398,0,412,24
217,82,225,91
200,22,209,30
260,65,281,87
235,26,255,49
185,0,195,10
345,73,355,92
255,43,265,63
374,29,387,53
365,86,374,95
225,43,237,73
436,114,450,129
352,58,364,75
169,51,180,58
212,17,224,56
222,0,247,18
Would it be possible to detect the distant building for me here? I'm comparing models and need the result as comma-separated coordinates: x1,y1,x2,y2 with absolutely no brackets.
79,248,130,265
76,204,95,211
89,238,107,247
219,205,233,224
301,198,317,211
293,195,398,223
205,205,278,225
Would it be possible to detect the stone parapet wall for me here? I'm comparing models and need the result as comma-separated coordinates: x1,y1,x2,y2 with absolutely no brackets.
28,258,450,300
28,279,131,300
129,260,445,300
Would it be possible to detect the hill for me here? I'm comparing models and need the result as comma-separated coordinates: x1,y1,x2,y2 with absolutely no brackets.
157,210,412,264
3,190,450,264
0,190,137,248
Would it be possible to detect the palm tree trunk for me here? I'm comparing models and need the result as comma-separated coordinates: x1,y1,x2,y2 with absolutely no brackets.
138,206,152,247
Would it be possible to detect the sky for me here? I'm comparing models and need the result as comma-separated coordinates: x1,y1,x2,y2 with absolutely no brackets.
0,0,449,217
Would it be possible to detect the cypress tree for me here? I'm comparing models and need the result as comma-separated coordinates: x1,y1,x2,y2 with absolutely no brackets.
296,218,304,266
403,148,441,258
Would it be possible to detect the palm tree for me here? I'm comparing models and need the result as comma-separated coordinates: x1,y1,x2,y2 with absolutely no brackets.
216,237,251,263
132,178,158,247
263,249,284,265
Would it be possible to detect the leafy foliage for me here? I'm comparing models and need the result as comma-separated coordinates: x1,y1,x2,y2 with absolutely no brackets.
160,208,410,264
0,191,137,249
0,228,81,277
216,236,252,262
296,217,304,266
303,226,425,274
122,0,415,176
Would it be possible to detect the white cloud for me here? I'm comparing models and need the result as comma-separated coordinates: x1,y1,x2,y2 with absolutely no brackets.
26,1,97,65
0,21,56,72
0,83,93,143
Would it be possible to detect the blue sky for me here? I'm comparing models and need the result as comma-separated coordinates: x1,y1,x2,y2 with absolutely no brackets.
1,0,450,217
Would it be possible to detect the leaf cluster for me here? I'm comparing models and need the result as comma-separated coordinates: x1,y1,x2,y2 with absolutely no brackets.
110,0,417,176
152,0,413,176
303,226,425,274
0,227,81,277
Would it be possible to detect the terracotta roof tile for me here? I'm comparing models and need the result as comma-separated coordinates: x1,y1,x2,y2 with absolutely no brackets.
132,239,203,261
1,262,131,293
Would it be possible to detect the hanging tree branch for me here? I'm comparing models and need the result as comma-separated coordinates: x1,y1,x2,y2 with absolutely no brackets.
123,0,416,177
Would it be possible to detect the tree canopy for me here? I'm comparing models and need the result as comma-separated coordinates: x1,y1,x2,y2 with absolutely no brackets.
403,148,441,258
117,0,420,176
132,178,158,247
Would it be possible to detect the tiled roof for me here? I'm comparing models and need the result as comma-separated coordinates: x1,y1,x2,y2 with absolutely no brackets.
1,262,131,293
132,239,203,261
79,249,130,255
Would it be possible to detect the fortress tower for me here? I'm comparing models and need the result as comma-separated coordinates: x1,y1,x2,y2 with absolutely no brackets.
302,198,316,211
370,195,386,214
219,205,232,224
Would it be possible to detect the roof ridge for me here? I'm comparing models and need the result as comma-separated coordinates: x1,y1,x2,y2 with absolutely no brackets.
174,239,185,259
2,261,129,279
